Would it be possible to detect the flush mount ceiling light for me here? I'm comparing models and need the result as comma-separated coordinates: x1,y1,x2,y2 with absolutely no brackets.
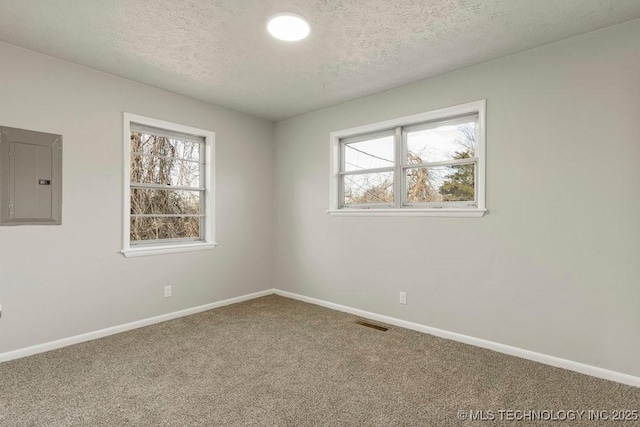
267,13,310,42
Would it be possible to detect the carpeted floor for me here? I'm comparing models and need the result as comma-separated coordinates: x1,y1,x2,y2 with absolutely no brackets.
0,295,638,426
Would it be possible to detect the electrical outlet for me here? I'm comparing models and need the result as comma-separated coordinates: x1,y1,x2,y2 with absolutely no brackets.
164,286,172,298
399,291,407,305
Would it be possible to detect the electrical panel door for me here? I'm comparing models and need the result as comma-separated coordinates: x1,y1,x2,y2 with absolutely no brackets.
11,142,53,220
0,126,62,226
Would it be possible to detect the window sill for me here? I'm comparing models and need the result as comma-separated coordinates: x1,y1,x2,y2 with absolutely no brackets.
326,208,486,217
121,242,217,258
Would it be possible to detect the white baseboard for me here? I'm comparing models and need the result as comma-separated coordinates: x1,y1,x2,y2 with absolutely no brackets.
274,289,640,388
2,287,639,388
0,289,273,363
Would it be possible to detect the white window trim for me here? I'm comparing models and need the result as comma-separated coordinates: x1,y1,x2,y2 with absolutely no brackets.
121,113,216,257
328,100,487,217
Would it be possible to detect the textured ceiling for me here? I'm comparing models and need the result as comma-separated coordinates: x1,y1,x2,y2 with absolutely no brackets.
0,1,639,120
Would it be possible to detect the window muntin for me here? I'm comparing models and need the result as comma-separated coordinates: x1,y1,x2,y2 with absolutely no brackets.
129,127,205,244
332,101,485,214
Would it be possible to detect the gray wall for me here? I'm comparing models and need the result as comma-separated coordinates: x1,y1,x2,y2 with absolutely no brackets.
0,42,274,354
274,20,640,377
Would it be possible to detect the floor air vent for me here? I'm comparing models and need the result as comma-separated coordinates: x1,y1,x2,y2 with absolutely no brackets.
356,320,388,332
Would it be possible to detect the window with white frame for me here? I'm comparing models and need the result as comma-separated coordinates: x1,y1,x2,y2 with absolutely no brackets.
329,100,486,217
122,113,216,257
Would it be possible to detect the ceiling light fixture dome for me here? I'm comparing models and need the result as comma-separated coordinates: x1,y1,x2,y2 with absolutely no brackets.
267,13,310,42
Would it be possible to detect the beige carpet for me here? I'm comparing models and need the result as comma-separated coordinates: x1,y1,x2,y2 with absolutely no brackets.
0,295,638,426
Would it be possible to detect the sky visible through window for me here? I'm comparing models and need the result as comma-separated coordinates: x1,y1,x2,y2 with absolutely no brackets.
343,121,476,205
344,136,394,171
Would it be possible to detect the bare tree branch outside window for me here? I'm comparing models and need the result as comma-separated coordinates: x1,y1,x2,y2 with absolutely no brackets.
342,121,476,206
130,132,202,242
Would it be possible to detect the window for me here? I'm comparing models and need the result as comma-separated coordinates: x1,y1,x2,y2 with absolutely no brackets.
329,100,486,217
122,113,215,257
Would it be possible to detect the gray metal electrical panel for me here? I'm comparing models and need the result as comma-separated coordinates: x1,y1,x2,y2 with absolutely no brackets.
0,126,62,226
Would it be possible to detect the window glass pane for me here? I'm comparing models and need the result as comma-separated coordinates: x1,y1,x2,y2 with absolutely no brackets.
406,164,475,203
131,189,201,215
131,132,200,162
130,154,200,187
130,217,200,242
344,135,394,171
406,121,476,164
343,171,393,205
